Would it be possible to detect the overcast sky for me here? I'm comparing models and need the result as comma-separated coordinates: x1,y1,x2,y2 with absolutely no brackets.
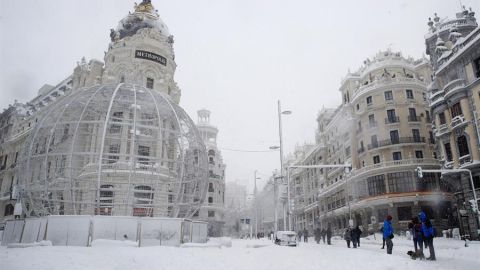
1,0,480,193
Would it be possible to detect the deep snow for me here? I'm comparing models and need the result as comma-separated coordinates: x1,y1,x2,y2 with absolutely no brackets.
1,234,479,270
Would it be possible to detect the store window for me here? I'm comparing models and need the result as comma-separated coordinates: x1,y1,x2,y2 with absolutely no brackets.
367,174,386,196
397,206,412,221
387,172,413,193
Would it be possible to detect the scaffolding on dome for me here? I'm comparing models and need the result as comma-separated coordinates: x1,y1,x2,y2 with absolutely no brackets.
18,83,208,219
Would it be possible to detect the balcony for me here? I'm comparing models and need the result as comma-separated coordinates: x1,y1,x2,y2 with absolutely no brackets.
434,124,450,137
385,116,400,124
443,78,465,94
368,136,425,150
459,154,472,166
450,115,467,129
352,158,441,177
408,115,421,122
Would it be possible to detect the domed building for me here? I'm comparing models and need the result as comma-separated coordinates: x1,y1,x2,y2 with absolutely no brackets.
0,1,209,221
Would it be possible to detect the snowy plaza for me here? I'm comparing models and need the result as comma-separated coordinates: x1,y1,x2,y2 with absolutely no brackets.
2,236,479,270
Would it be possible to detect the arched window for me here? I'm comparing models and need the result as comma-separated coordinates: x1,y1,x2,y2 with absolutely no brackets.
133,185,154,217
208,183,214,192
4,204,14,216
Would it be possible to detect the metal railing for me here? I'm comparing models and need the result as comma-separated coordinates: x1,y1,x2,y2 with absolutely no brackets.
385,116,400,124
368,136,425,150
408,115,421,122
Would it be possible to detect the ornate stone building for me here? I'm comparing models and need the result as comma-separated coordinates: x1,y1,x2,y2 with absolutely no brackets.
291,51,453,235
0,0,208,223
425,7,480,239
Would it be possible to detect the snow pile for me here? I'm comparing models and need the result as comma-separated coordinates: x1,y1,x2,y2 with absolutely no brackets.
7,240,52,248
1,235,479,270
90,239,138,247
181,237,232,248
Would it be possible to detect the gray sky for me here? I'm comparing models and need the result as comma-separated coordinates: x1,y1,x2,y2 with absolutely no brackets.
1,0,479,193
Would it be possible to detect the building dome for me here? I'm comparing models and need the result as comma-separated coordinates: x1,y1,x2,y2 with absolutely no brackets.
19,83,208,218
115,0,170,40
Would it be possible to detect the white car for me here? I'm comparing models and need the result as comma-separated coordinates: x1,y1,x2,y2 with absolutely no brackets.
274,231,298,247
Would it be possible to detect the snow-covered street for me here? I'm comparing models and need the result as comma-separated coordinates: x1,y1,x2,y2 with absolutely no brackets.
1,235,479,270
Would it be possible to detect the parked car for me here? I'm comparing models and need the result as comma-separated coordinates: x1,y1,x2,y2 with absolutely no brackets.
274,231,297,247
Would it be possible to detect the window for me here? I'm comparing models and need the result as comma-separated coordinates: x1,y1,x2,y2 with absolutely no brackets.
208,197,213,203
451,102,463,118
384,91,393,101
387,109,397,123
406,89,414,99
397,207,412,221
474,56,480,78
108,144,120,163
356,104,360,111
429,131,435,144
146,77,154,89
392,151,402,161
415,150,424,159
439,112,446,125
208,210,215,217
371,135,378,148
138,145,150,165
412,129,421,142
373,155,380,164
368,114,376,126
133,185,154,217
417,173,439,192
110,111,123,134
98,184,114,215
390,130,399,144
408,108,417,121
457,135,470,157
208,183,214,192
4,204,14,216
425,111,431,122
387,172,413,193
443,143,453,161
366,96,372,105
367,175,386,196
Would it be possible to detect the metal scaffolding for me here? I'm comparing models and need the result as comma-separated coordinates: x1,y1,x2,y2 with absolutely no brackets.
18,83,208,219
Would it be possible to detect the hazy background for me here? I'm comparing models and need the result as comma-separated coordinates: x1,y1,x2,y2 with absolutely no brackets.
1,0,479,193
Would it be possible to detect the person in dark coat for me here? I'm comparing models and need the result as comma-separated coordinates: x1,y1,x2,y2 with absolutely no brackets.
383,215,394,254
351,226,362,248
419,211,436,261
344,227,352,248
321,228,326,243
314,227,322,244
380,225,385,249
298,230,303,242
326,225,332,245
408,216,423,252
303,228,309,243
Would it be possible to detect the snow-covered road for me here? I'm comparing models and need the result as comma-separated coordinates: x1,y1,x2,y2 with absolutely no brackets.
1,234,479,270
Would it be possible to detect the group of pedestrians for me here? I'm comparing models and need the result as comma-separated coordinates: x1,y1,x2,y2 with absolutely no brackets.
381,211,436,260
343,226,362,248
299,226,332,245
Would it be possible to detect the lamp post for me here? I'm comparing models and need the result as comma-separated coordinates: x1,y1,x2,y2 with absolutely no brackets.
254,170,261,238
270,100,292,231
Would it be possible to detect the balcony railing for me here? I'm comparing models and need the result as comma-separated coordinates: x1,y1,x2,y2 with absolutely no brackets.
408,115,421,122
451,115,467,129
443,78,465,94
459,154,472,166
368,136,425,150
352,158,441,177
434,124,450,137
385,116,400,124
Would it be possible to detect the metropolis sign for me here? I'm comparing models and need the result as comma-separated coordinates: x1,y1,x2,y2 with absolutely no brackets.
134,50,167,66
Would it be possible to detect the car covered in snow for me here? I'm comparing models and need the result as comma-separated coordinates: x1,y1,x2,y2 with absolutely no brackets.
274,231,297,247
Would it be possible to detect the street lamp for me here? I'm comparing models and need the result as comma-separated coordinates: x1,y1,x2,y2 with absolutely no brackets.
272,100,292,231
254,170,261,238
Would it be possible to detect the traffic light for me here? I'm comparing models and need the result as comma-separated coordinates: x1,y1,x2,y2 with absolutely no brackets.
415,167,423,179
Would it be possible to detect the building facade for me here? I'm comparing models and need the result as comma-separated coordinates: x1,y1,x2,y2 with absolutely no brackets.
425,8,480,239
291,51,454,235
196,109,226,236
0,0,209,223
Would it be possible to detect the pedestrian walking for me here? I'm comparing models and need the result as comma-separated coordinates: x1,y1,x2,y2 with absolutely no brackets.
419,211,436,261
298,230,303,242
383,215,394,254
314,227,322,244
326,225,332,245
303,228,309,243
344,227,352,248
321,228,326,244
351,226,362,248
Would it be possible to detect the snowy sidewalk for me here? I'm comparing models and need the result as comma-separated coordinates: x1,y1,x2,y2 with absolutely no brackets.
1,236,479,270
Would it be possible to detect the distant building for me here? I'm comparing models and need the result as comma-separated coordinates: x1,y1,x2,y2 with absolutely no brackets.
425,7,480,239
225,181,247,211
195,109,226,236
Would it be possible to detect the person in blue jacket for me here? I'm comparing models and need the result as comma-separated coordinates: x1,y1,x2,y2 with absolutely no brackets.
419,211,436,261
383,215,394,254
